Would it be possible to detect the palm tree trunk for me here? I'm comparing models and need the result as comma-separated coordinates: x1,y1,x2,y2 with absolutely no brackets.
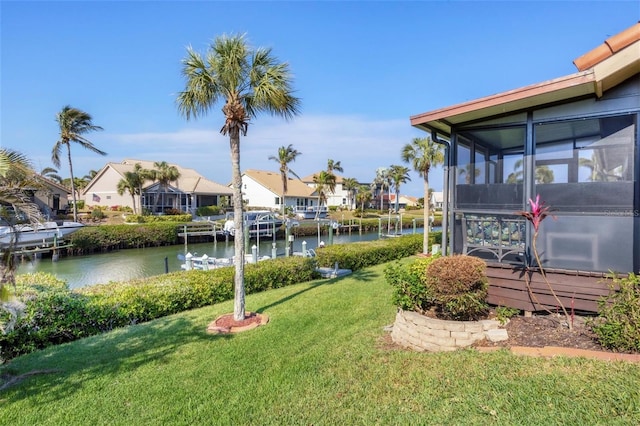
66,144,78,222
230,131,246,321
423,176,430,254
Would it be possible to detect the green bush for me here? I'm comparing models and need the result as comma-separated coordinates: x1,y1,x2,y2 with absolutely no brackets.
385,256,439,312
315,232,438,271
68,223,180,252
196,205,222,216
590,273,640,352
425,255,488,320
385,254,489,321
91,207,105,221
125,214,192,224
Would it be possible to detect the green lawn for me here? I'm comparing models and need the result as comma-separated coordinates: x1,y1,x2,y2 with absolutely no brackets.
1,263,639,425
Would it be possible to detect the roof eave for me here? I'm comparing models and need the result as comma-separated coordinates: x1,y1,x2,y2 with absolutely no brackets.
410,71,596,136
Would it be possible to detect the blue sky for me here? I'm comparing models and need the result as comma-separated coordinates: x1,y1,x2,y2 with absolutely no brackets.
1,1,638,196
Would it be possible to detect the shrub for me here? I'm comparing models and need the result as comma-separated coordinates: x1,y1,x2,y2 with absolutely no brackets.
425,255,488,320
386,254,489,321
125,213,192,223
385,256,439,312
590,273,640,353
196,205,222,216
315,233,432,271
91,207,105,221
68,223,180,252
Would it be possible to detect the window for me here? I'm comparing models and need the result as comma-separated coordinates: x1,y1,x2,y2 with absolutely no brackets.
275,197,280,205
534,114,636,211
454,126,526,210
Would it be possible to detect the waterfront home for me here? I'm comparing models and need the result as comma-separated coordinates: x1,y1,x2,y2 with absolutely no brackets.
300,172,360,209
83,159,232,214
410,22,639,312
240,169,318,213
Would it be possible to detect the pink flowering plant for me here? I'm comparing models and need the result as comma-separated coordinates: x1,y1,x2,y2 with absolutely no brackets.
517,195,572,330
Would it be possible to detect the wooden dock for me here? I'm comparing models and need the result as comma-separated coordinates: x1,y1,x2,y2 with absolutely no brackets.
177,223,224,245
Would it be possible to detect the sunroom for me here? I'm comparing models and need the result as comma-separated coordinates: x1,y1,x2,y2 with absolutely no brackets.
410,22,639,312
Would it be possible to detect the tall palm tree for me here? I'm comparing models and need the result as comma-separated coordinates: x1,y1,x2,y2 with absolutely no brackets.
312,171,336,219
147,161,181,213
52,106,106,222
268,144,301,218
177,33,300,321
327,159,343,174
117,171,143,214
373,167,390,211
401,136,444,254
342,177,359,210
388,165,411,213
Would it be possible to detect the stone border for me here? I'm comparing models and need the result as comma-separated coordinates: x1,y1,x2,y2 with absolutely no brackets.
390,309,506,352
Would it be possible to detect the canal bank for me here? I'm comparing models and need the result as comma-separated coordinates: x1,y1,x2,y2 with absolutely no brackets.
18,228,430,289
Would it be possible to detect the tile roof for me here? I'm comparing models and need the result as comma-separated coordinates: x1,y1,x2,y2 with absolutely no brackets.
89,159,232,195
244,169,316,197
573,22,640,70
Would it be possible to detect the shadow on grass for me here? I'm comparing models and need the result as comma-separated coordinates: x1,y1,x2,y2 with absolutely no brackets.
257,281,328,312
0,314,227,402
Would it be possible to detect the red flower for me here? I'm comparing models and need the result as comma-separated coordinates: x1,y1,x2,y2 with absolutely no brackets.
516,194,554,231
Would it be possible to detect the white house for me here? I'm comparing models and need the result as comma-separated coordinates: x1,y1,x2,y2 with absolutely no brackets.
240,169,318,212
300,172,356,208
431,191,444,210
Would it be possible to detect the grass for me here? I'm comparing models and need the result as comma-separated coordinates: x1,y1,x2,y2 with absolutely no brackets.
1,262,639,425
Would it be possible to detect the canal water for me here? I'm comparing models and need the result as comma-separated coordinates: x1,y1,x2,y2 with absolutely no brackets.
17,228,426,289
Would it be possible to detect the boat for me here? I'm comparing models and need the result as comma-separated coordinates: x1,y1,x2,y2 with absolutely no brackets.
294,206,328,220
0,220,84,249
222,211,284,239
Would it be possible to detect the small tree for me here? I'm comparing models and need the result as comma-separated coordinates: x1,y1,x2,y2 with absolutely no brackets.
401,137,444,254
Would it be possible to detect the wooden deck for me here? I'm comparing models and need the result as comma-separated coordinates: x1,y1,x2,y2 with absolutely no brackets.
485,262,620,314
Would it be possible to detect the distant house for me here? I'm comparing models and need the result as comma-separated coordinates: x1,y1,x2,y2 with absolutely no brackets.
410,22,640,313
388,194,419,210
300,172,355,208
431,191,444,210
83,159,232,214
30,177,71,217
240,169,317,211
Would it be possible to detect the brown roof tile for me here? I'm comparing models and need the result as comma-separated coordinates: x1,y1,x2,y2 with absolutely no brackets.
573,21,640,71
244,169,316,197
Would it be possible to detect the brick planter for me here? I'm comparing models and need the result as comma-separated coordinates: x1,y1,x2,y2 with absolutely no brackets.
391,309,504,352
